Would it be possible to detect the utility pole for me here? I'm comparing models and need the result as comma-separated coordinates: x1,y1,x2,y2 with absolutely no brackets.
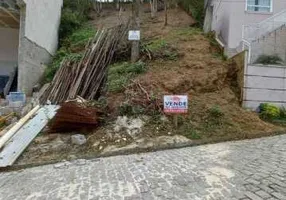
131,0,140,62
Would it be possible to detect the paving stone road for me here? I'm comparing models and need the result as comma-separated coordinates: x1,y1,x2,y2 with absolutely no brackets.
1,135,286,200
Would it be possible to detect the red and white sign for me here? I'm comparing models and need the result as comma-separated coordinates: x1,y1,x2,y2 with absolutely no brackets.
164,95,188,113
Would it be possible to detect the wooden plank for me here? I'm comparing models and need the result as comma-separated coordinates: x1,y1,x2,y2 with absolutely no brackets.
0,105,59,167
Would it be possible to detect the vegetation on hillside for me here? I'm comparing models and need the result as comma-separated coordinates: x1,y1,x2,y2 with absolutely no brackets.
179,0,205,26
60,0,92,40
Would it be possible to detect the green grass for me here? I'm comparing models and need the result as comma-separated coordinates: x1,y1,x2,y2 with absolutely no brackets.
146,39,168,52
62,25,96,51
174,27,202,36
144,38,179,61
43,24,95,83
108,61,147,93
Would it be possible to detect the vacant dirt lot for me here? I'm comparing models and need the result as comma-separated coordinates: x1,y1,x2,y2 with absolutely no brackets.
14,6,284,167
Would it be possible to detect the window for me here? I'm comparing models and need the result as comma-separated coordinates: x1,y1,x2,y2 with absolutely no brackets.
247,0,272,12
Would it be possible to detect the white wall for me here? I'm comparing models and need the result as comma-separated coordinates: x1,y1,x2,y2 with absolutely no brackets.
23,0,63,55
250,26,286,64
243,64,286,109
211,1,231,44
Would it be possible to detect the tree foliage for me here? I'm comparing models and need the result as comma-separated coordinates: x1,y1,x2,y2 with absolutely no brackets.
59,0,92,41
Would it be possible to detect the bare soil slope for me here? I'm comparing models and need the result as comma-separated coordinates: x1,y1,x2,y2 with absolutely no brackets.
103,7,281,140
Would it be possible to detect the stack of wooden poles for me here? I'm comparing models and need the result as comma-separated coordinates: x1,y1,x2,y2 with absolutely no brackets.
40,22,130,104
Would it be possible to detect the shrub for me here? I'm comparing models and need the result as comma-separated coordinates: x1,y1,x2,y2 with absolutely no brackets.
255,54,283,65
208,105,224,118
145,39,178,60
189,130,201,139
147,39,168,52
280,106,286,119
59,9,83,41
259,103,280,119
63,0,91,17
59,0,92,41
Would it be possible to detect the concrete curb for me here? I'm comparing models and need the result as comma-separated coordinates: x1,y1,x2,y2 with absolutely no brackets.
0,130,285,172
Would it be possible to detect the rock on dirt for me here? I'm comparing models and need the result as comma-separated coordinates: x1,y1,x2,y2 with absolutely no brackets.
71,134,87,145
113,116,146,138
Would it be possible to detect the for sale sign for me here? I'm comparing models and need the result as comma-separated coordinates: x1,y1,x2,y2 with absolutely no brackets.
164,95,188,113
128,30,140,41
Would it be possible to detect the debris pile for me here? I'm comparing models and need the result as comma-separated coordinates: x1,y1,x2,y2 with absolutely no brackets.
40,23,130,104
126,80,163,113
48,102,100,133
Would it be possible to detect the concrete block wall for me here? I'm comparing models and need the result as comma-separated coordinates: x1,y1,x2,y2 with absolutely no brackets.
18,37,51,95
243,64,286,109
17,0,63,95
250,26,286,64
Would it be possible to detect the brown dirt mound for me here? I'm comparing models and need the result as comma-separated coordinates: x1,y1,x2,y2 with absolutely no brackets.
116,7,282,138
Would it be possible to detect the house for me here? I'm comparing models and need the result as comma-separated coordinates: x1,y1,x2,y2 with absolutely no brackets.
204,0,286,109
0,0,63,96
204,0,286,57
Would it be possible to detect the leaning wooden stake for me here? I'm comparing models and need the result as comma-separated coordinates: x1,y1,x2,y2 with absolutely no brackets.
0,105,40,150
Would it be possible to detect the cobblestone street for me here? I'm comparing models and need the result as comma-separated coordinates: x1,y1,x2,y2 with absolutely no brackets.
0,135,286,200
